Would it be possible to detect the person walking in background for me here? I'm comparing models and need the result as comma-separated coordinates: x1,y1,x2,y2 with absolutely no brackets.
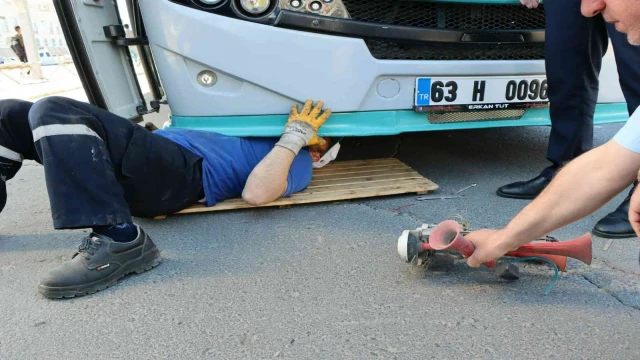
10,26,30,76
498,0,640,239
10,26,27,63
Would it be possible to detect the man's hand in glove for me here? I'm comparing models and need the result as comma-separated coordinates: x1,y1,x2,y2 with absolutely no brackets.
276,100,332,155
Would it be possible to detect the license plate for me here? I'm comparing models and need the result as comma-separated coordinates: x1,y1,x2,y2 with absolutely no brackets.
414,76,549,112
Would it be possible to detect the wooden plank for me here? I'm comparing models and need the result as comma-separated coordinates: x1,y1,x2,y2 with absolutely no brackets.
164,158,438,216
312,166,415,180
192,171,424,202
312,169,421,183
316,158,399,169
177,178,438,214
281,187,433,205
312,163,408,175
178,180,435,211
307,174,425,189
177,182,436,214
287,180,437,199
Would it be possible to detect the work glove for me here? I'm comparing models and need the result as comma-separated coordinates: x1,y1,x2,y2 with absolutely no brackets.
519,0,540,9
276,100,332,155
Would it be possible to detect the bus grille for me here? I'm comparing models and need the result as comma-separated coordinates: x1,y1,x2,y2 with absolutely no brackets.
342,1,545,30
342,0,546,61
366,40,545,61
427,110,525,123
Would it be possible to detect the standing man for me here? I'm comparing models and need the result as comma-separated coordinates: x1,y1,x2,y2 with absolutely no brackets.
498,0,640,239
10,26,28,63
467,0,640,267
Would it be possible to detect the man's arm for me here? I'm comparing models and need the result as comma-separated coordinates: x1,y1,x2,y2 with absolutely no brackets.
242,100,331,206
467,139,640,267
242,146,296,206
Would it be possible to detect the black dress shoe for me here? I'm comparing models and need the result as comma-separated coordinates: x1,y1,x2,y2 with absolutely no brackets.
0,180,6,213
496,175,551,199
592,195,636,239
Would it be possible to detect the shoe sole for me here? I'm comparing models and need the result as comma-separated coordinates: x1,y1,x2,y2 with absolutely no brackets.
591,228,637,239
38,248,161,299
496,189,537,200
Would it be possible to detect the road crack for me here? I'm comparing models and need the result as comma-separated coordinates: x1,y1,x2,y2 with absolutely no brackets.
599,259,640,276
358,200,425,225
580,273,640,311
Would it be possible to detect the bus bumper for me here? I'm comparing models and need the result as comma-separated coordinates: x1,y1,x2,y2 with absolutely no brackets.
166,103,629,137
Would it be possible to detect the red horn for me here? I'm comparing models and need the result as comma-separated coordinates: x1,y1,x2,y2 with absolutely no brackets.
416,244,569,271
512,233,592,265
428,220,497,268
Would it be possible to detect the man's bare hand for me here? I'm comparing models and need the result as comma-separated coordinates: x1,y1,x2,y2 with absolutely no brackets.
465,229,515,267
277,100,332,155
629,186,640,237
519,0,540,9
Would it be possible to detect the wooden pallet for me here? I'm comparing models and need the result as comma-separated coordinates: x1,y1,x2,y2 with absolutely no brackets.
156,158,438,218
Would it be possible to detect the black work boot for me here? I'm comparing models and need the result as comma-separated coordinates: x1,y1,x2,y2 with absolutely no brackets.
38,226,161,299
592,193,636,239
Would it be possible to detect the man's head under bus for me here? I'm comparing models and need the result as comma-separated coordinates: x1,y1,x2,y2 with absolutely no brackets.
309,137,341,168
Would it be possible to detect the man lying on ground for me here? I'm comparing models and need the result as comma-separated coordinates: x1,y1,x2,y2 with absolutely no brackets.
465,0,640,267
0,97,335,298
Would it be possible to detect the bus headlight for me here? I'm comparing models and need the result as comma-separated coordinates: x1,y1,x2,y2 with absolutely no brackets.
197,0,223,4
239,0,271,15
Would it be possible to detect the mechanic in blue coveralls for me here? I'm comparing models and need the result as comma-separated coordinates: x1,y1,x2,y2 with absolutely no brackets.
0,97,338,299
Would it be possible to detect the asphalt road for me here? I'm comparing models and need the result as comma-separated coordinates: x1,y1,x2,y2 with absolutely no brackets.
1,116,639,359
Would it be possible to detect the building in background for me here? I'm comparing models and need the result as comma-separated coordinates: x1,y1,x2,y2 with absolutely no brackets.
0,0,69,63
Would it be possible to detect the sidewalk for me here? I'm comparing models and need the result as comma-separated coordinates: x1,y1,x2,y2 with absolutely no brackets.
0,62,83,101
0,62,148,103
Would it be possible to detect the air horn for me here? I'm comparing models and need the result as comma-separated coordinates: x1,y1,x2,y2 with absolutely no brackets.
428,221,498,268
398,220,592,269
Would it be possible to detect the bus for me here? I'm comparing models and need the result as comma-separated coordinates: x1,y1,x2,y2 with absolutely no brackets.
52,0,628,137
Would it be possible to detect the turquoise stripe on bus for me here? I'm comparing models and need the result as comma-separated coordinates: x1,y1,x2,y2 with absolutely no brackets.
167,103,628,137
